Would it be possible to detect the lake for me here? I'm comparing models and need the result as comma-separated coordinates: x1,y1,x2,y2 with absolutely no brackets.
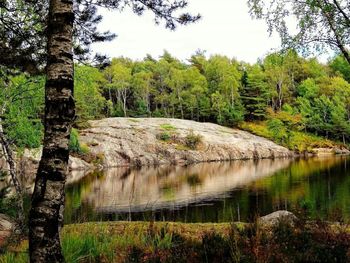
64,156,350,223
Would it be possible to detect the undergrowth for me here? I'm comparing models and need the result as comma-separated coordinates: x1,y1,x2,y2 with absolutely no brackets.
1,220,349,263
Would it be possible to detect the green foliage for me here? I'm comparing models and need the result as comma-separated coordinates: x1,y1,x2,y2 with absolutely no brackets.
241,65,269,120
240,121,336,152
248,0,350,65
4,114,43,149
69,128,80,153
74,65,107,122
159,123,177,131
0,252,28,263
0,74,44,149
330,55,350,83
69,128,89,155
2,50,350,150
157,132,172,142
2,221,350,263
267,118,288,144
0,194,18,219
62,233,113,263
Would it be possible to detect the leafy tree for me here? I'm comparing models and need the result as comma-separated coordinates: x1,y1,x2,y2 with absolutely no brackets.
1,74,44,148
75,65,106,122
183,66,209,121
248,0,350,64
132,62,154,116
263,52,293,110
329,54,350,82
314,95,335,137
267,118,288,144
205,55,241,108
211,91,227,124
105,60,133,117
331,96,350,144
297,78,320,99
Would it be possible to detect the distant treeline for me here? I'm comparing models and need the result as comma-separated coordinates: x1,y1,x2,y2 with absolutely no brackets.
1,50,350,148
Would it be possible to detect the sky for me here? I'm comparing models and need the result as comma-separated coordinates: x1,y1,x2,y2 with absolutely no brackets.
92,0,283,63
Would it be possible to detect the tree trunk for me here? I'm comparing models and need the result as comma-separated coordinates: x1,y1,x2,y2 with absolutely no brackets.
29,0,74,262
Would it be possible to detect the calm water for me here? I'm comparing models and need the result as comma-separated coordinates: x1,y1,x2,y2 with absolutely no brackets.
64,156,350,223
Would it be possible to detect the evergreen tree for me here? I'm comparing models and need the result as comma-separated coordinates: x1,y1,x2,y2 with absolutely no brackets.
241,64,269,120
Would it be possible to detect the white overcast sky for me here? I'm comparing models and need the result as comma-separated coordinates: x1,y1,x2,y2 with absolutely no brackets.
92,0,283,63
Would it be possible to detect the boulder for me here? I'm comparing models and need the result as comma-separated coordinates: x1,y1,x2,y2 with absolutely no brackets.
259,210,298,226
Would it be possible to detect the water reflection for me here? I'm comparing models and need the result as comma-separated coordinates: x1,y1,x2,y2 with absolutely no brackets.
65,156,350,223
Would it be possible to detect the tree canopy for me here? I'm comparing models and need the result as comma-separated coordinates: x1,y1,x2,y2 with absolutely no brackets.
248,0,350,64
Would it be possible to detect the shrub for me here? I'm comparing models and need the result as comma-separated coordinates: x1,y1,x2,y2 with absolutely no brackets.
69,128,81,153
267,118,288,144
185,130,202,150
69,128,89,155
157,132,171,141
80,143,90,155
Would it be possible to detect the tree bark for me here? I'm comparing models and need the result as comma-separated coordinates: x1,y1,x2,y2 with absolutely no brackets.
29,0,74,262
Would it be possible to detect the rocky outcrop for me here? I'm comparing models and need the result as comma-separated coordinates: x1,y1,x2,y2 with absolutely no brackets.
0,118,292,190
79,118,292,168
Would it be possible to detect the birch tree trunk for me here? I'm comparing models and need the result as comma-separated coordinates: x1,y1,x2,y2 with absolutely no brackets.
29,0,75,262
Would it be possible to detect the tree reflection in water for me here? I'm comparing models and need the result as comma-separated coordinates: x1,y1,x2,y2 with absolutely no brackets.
65,156,350,223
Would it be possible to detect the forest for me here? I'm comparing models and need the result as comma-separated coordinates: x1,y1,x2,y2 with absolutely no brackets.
2,50,349,152
1,0,350,262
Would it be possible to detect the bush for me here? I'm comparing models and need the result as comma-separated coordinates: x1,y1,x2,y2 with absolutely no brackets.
267,118,288,144
69,128,89,155
185,130,202,150
157,132,172,141
69,128,81,153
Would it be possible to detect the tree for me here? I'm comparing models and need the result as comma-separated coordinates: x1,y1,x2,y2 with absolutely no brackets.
75,65,106,122
183,66,208,121
329,54,350,82
132,61,154,116
105,60,133,117
241,64,269,120
248,0,350,65
263,53,291,110
18,1,200,261
166,68,186,118
28,1,75,261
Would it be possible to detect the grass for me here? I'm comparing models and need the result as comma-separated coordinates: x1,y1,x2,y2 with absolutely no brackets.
159,123,177,131
1,220,349,262
128,119,140,123
239,121,340,152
